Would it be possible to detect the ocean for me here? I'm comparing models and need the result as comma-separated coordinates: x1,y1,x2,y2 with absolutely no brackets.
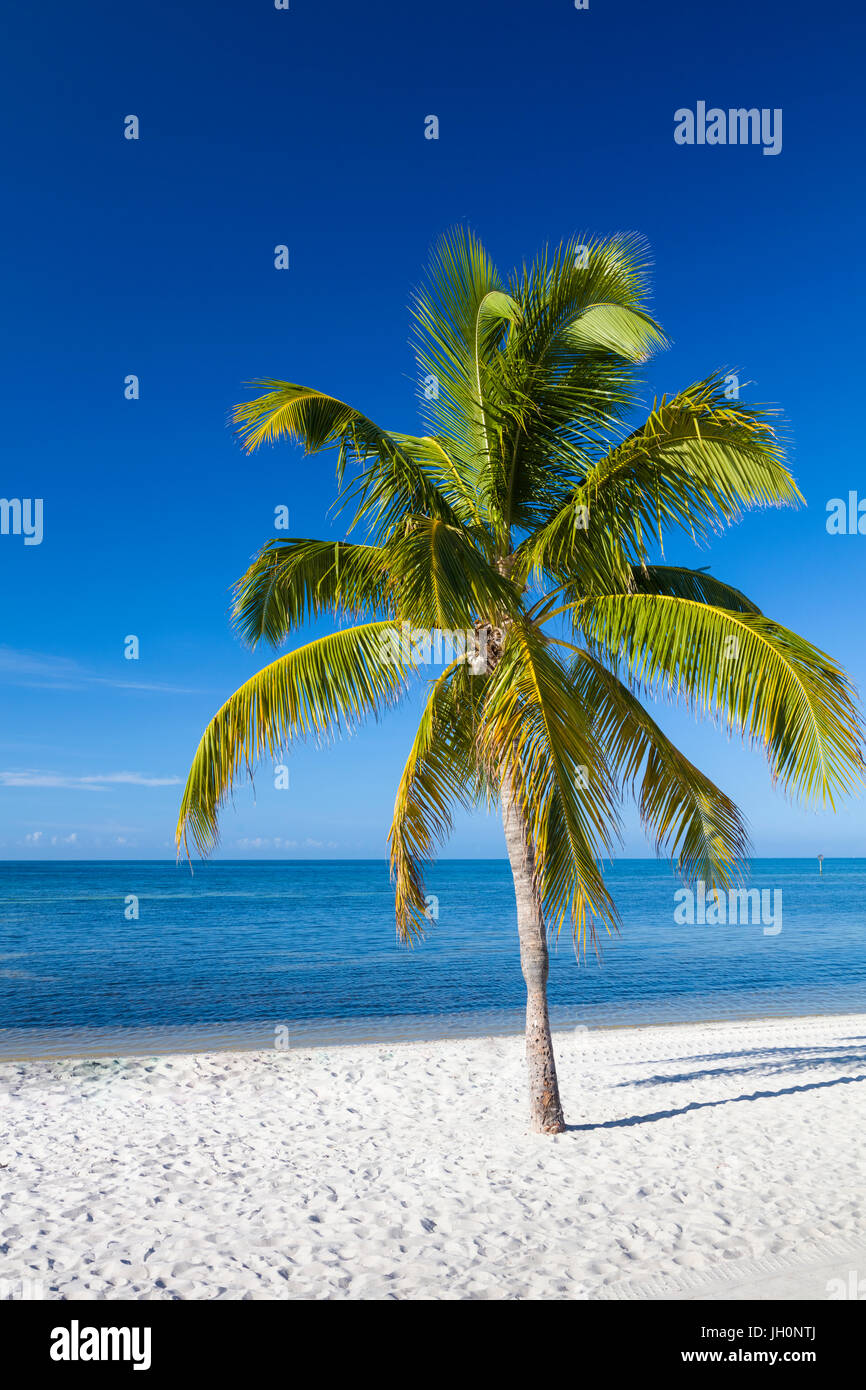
0,858,864,1059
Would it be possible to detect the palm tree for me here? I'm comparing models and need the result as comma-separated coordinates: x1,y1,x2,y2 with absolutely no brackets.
177,229,863,1134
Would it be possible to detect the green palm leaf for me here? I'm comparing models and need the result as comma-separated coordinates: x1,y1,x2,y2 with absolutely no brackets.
570,649,749,887
384,517,518,629
176,622,413,856
478,621,621,945
627,564,761,613
575,593,864,807
389,662,487,940
522,376,801,594
233,539,395,645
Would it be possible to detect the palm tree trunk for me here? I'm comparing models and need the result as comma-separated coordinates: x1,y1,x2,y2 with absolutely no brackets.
501,771,566,1134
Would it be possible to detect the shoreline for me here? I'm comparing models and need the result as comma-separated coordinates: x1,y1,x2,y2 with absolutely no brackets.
2,1012,866,1299
1,1002,865,1065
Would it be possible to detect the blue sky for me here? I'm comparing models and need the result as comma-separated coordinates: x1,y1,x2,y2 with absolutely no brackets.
1,0,864,860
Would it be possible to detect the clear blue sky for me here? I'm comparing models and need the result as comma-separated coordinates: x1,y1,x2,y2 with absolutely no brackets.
1,0,864,860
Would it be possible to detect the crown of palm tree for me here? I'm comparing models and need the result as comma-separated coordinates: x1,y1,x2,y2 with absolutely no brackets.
177,227,864,953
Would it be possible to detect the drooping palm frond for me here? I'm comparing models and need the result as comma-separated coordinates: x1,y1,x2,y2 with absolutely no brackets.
233,380,386,463
560,302,666,361
339,432,481,539
389,661,488,941
233,520,516,653
626,565,761,613
233,539,395,645
528,560,764,627
574,593,865,807
233,382,472,530
520,376,800,603
176,622,414,856
477,621,622,946
569,649,749,887
383,517,519,630
506,232,664,366
577,376,800,554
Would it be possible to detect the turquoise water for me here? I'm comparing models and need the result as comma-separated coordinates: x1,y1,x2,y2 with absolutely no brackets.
0,859,864,1058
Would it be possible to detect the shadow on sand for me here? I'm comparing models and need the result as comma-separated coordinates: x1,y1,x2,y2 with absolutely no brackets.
567,1041,866,1131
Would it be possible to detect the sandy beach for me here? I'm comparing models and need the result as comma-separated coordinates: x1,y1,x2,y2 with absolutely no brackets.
1,1012,865,1301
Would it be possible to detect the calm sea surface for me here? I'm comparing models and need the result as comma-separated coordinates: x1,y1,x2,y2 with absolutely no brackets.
0,859,864,1059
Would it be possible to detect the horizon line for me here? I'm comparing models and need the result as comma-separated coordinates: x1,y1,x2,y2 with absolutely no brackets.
0,855,855,866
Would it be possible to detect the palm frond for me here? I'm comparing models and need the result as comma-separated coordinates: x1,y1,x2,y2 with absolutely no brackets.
485,235,665,535
627,565,761,613
384,517,520,629
411,227,512,493
233,539,395,645
234,380,389,467
506,232,663,365
339,432,482,539
477,621,621,946
176,622,413,856
570,649,749,886
517,376,799,601
575,593,865,807
561,302,666,361
576,375,801,560
389,662,487,940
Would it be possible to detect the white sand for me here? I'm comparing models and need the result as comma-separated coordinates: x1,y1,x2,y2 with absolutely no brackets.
1,1012,866,1300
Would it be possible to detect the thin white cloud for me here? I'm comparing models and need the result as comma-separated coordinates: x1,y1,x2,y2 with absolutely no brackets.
235,835,338,850
0,646,199,694
0,770,182,789
237,836,298,849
